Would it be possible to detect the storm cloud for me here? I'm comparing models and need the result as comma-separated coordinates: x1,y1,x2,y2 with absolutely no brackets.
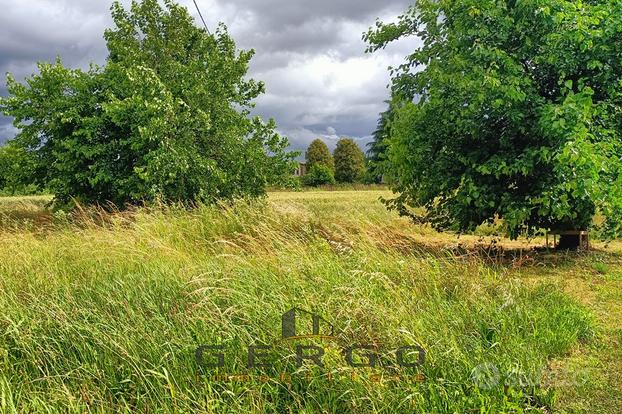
0,0,417,153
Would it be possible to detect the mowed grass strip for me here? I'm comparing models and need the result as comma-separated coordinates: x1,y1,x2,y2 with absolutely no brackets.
0,191,595,413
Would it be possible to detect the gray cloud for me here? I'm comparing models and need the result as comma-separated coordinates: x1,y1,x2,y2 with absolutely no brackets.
213,0,409,27
0,0,417,152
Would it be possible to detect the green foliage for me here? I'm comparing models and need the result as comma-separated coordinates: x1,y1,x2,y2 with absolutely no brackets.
360,164,380,185
592,261,609,275
334,138,366,183
305,139,334,171
366,0,622,239
365,102,394,184
0,0,294,207
0,144,41,195
271,174,302,191
302,164,336,187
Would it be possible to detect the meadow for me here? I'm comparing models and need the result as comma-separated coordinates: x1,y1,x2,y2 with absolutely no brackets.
0,190,620,413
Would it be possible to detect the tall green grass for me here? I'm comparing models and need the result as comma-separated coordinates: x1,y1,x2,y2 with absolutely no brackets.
0,192,593,412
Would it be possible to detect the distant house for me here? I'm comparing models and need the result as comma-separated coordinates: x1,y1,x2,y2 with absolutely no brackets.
294,162,307,177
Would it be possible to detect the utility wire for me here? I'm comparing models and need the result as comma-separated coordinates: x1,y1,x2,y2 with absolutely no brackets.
192,0,211,35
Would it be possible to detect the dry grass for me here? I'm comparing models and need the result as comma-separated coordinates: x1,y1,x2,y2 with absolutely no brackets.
0,190,617,412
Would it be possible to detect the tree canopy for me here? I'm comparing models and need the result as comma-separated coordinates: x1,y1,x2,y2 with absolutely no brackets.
0,0,294,206
305,139,334,171
366,0,622,241
334,138,366,183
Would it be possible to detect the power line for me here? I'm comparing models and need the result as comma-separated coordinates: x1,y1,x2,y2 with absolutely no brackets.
192,0,211,35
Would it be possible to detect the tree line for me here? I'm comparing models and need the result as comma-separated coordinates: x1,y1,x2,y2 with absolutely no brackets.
302,138,369,187
3,0,622,247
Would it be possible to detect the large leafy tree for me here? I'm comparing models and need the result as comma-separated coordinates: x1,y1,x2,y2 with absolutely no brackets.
366,0,622,246
0,0,294,206
334,138,366,183
305,139,334,171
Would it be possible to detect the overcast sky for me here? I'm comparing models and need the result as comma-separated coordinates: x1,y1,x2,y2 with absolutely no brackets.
0,0,417,154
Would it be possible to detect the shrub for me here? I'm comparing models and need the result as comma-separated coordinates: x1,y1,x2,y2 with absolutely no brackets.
302,164,336,187
271,175,302,191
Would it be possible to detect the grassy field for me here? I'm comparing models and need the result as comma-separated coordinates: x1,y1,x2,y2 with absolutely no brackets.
0,190,620,413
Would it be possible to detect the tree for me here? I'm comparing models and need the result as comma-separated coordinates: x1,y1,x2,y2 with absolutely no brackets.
334,138,365,183
305,139,334,171
0,0,294,207
366,103,394,184
365,0,622,248
0,144,39,195
302,164,336,187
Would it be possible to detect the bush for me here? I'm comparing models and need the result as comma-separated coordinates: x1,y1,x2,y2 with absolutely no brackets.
269,175,302,191
302,164,336,187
